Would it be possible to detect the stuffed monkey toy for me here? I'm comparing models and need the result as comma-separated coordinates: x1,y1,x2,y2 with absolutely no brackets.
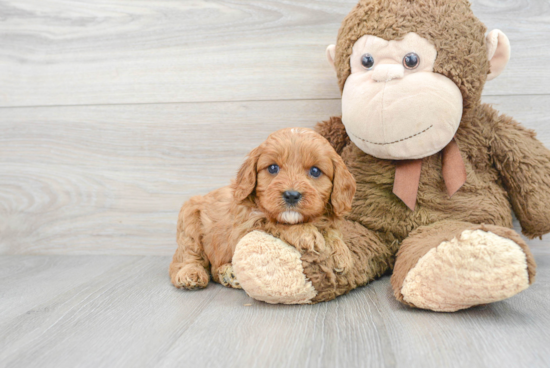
232,0,549,311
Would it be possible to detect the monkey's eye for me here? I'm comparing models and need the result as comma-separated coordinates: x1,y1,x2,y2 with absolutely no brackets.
360,53,375,69
309,166,322,178
268,164,279,174
403,52,420,70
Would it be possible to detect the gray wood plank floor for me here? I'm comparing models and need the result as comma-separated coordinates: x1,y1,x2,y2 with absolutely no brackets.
1,249,549,368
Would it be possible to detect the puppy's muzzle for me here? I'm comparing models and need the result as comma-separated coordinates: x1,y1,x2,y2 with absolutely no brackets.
283,190,302,206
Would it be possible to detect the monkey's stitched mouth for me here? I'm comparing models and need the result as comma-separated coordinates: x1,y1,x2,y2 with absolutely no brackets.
352,125,433,146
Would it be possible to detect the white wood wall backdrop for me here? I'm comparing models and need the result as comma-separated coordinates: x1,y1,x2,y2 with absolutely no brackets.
0,0,549,107
1,0,550,254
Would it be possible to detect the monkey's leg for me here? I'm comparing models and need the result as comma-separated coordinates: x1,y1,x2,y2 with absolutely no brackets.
232,221,395,304
232,231,318,304
169,199,210,290
391,220,536,312
304,220,396,304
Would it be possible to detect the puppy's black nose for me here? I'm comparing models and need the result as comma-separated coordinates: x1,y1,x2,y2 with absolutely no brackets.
283,191,302,205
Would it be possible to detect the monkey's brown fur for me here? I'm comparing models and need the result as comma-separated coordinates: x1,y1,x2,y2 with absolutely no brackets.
308,0,549,306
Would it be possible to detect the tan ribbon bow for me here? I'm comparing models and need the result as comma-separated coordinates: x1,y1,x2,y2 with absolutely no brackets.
392,139,467,211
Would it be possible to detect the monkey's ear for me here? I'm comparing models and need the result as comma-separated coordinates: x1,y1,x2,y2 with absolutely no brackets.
326,45,336,71
486,30,511,81
233,147,260,202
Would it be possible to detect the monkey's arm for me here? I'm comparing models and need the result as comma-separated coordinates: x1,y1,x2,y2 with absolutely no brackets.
315,116,350,155
488,105,550,238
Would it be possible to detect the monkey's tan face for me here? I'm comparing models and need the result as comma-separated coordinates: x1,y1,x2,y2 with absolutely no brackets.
340,33,463,160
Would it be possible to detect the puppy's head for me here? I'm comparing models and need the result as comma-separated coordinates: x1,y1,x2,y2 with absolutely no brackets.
233,128,356,224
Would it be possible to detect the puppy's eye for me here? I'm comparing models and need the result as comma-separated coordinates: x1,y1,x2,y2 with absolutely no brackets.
361,53,375,69
267,164,279,174
403,52,420,70
309,166,322,178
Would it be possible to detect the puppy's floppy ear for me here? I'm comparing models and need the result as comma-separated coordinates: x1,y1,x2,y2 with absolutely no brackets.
330,153,356,217
233,146,261,202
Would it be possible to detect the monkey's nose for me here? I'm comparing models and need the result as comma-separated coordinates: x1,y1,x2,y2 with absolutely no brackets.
372,64,405,82
283,191,302,205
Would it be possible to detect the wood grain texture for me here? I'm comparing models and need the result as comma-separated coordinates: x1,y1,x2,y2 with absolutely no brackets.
0,99,340,254
2,95,550,255
1,2,550,367
0,253,548,368
0,0,549,107
0,255,141,320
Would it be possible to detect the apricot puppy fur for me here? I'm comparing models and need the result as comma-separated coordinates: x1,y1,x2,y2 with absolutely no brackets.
169,127,356,290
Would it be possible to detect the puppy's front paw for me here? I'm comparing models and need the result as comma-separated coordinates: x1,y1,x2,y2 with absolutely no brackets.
172,264,209,290
218,263,242,289
332,245,354,274
326,232,354,275
296,227,326,254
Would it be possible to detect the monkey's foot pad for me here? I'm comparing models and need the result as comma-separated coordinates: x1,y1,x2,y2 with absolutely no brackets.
232,231,317,304
401,229,530,312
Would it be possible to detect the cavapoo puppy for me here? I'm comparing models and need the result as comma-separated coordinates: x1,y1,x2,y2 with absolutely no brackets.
169,128,356,290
